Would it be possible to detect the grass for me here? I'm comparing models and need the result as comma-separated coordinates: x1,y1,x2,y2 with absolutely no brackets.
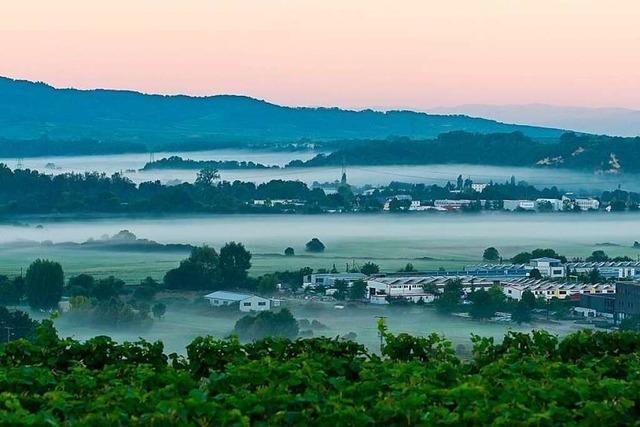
1,212,639,281
1,238,638,282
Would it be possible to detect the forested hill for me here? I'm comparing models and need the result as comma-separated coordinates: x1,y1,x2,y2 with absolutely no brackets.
293,132,640,173
0,76,565,147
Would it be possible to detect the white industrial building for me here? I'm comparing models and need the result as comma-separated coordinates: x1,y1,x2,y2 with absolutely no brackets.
433,199,475,210
503,200,536,211
562,195,600,211
303,272,366,289
529,258,566,278
566,262,640,280
366,276,495,304
502,278,614,301
204,291,281,312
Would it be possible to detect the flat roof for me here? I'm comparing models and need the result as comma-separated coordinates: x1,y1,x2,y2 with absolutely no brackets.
204,291,253,301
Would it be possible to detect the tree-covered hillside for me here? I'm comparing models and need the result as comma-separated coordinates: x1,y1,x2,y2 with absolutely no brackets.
0,76,564,147
296,132,640,173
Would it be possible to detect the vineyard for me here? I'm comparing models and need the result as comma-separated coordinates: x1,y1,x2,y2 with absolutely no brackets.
1,320,640,425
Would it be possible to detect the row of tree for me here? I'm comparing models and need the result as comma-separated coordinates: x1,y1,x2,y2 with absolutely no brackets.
0,165,351,214
296,131,640,173
3,162,640,215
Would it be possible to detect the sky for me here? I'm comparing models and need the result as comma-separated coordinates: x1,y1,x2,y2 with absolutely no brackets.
1,0,639,110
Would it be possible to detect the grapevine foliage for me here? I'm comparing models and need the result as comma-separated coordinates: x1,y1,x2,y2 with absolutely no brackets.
2,321,640,425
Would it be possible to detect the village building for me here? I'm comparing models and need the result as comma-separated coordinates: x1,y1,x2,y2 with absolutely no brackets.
528,257,566,278
366,275,495,304
501,278,614,301
471,183,488,193
562,194,600,211
614,281,640,320
503,200,536,211
302,272,366,289
433,199,475,210
566,261,640,280
204,291,281,312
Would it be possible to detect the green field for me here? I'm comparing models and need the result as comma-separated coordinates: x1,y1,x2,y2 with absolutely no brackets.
0,245,472,282
1,213,639,282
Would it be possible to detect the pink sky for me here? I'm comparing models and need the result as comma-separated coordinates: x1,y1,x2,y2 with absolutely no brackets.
1,0,639,109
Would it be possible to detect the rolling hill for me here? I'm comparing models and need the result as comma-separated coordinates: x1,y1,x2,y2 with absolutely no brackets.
0,76,566,149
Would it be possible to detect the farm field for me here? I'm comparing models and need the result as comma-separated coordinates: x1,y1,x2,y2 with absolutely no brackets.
1,212,639,281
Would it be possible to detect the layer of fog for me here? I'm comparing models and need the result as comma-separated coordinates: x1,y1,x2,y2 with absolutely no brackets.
2,150,638,193
0,148,319,174
52,302,590,355
3,213,639,254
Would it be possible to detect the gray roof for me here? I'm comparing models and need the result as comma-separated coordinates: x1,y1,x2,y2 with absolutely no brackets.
567,262,640,268
369,276,494,286
530,257,561,263
503,277,613,291
204,291,253,301
308,273,366,278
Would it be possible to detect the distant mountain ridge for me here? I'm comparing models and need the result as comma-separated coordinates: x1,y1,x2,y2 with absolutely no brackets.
429,104,640,137
0,76,566,147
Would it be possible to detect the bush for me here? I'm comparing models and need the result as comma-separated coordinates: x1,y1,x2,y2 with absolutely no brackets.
152,302,167,319
305,238,325,253
0,307,37,342
483,247,500,262
0,275,24,305
233,308,299,341
25,259,64,310
360,262,380,275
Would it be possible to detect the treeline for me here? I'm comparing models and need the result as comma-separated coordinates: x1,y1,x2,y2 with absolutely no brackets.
292,131,640,173
2,320,640,424
2,163,639,215
0,259,166,331
0,136,314,158
380,179,640,211
0,243,312,329
141,156,277,170
0,165,349,214
382,178,564,201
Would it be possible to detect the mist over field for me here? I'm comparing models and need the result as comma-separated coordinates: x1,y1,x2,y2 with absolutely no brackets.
49,301,587,355
1,213,639,280
3,150,639,192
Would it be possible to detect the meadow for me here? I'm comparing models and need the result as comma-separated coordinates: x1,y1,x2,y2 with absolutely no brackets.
1,212,638,281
